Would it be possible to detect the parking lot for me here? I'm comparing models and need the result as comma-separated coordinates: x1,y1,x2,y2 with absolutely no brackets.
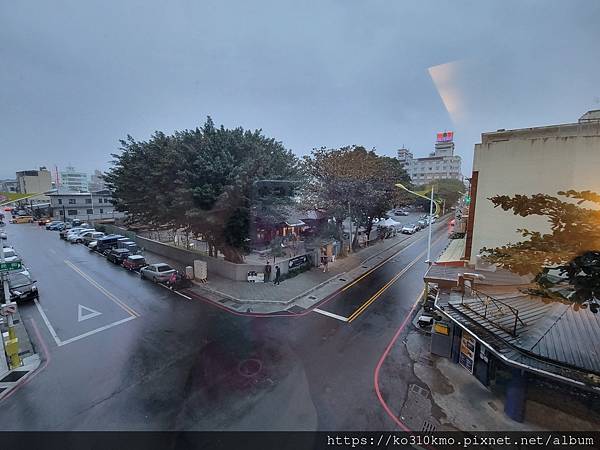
1,220,189,349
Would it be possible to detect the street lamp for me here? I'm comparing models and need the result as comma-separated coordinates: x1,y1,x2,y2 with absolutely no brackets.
395,182,438,265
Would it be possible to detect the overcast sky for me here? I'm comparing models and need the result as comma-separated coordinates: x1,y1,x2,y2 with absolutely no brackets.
1,0,599,180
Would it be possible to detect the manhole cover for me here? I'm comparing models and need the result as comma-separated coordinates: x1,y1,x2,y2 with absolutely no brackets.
238,359,262,377
409,383,430,399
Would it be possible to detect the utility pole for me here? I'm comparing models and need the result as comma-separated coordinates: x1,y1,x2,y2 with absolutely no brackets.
348,201,352,253
426,185,434,265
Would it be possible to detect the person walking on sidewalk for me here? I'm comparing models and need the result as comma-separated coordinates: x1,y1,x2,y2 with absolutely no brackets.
322,255,329,272
273,265,281,285
264,261,272,282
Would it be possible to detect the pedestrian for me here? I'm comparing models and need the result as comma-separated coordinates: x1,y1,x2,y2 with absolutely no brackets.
273,265,281,285
322,255,329,273
264,261,272,282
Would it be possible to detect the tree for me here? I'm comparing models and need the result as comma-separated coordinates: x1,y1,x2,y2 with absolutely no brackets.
416,178,466,210
104,117,299,263
481,190,600,311
302,146,410,249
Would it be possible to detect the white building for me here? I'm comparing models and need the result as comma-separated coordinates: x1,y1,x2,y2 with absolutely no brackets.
59,166,89,192
465,110,600,263
397,131,462,183
48,189,125,222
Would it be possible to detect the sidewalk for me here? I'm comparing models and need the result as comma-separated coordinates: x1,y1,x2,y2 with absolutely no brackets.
184,221,448,314
1,307,40,401
376,310,600,432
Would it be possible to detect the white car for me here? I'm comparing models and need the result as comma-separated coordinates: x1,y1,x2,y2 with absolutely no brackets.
401,224,418,234
67,228,95,243
1,247,21,263
0,231,7,239
140,263,176,283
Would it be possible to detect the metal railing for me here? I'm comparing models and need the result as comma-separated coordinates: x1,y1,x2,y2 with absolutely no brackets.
461,287,525,337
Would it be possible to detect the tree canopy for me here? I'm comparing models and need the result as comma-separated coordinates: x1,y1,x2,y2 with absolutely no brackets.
415,178,466,209
302,146,411,249
481,190,600,312
104,117,299,262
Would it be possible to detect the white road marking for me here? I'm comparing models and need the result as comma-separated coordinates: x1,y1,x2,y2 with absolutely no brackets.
34,298,62,346
78,304,102,322
64,260,139,317
313,308,349,322
58,316,136,346
157,282,192,300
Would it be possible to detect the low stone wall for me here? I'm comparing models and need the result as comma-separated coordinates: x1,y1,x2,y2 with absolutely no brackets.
98,223,314,281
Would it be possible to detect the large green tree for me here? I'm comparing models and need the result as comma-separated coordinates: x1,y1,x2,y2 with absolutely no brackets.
481,190,600,312
302,146,410,249
104,117,299,263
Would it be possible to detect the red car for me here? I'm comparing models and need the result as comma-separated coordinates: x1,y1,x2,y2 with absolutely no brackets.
122,254,147,271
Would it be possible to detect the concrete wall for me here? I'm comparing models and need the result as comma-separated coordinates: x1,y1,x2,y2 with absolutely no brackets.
100,224,313,281
469,121,600,263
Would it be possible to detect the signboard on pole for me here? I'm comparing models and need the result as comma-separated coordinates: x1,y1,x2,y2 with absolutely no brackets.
0,261,22,272
458,331,476,374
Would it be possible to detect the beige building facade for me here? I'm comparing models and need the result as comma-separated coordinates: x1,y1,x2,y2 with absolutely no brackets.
466,110,600,263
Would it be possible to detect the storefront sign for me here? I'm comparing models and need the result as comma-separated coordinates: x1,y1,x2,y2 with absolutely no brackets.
434,322,450,336
288,254,308,270
459,331,476,374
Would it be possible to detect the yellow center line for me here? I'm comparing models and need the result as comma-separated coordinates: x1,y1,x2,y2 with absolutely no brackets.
341,233,428,292
347,234,446,323
64,260,140,318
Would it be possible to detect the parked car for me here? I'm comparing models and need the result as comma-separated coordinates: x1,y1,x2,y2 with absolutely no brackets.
83,231,105,246
417,219,428,229
66,228,94,243
106,248,131,264
5,271,38,302
401,223,418,234
122,254,147,271
88,240,98,251
45,220,62,230
48,221,66,230
140,263,176,282
60,226,84,239
1,247,21,264
37,217,51,226
0,231,6,240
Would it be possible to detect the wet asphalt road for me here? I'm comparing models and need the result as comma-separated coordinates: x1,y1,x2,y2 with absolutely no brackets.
0,219,448,430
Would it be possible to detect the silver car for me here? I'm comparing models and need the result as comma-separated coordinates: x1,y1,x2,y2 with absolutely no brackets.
140,263,176,283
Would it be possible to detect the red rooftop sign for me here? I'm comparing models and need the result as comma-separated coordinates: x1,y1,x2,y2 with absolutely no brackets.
437,131,454,142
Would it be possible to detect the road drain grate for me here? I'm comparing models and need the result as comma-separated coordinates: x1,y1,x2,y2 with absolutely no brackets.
0,371,28,383
338,278,347,282
422,421,437,432
361,266,368,268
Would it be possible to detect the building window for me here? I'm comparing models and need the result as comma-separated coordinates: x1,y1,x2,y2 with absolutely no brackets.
85,198,92,204
98,198,103,203
86,209,93,215
68,198,76,204
104,198,110,203
68,209,77,216
59,210,64,215
58,199,63,205
99,208,104,214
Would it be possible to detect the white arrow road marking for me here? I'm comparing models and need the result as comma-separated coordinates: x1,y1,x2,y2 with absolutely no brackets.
78,304,102,322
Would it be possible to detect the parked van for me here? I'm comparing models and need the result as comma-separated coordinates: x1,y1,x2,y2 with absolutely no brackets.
96,234,124,254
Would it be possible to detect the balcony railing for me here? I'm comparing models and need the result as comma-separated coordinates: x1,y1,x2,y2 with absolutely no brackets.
461,287,525,337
